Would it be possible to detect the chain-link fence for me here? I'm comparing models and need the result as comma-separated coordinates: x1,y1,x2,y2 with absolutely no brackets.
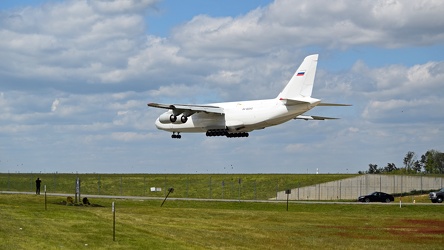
1,173,345,200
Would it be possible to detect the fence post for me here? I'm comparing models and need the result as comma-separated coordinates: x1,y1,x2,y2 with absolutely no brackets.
98,175,101,195
209,176,212,199
238,178,241,201
53,173,56,192
163,176,166,197
112,202,116,241
231,180,234,199
222,180,225,199
276,180,279,200
144,176,146,196
254,180,257,200
44,185,47,211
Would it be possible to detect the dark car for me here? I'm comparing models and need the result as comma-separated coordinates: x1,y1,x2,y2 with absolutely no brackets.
358,192,394,203
429,188,444,203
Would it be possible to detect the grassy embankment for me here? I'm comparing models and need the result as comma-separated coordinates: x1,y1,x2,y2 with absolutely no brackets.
0,194,443,249
0,173,357,200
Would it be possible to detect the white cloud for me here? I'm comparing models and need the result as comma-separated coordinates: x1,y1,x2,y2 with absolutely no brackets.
90,0,159,14
2,0,442,94
346,60,444,123
362,96,444,123
172,0,444,55
0,0,152,85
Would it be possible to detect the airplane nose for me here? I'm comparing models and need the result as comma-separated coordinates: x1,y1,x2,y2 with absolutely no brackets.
155,118,162,129
154,118,170,130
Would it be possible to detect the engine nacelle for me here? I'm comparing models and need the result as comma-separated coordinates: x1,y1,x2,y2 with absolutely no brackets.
159,113,188,124
181,115,188,123
159,113,175,124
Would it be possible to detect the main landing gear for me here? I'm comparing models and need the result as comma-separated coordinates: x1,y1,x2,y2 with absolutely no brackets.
170,130,249,139
206,129,249,138
226,132,249,138
171,132,181,139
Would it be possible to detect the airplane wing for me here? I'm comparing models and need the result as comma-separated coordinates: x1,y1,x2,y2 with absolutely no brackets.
147,103,224,114
295,115,339,120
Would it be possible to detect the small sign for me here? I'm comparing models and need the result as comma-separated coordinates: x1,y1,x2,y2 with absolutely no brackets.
112,202,115,212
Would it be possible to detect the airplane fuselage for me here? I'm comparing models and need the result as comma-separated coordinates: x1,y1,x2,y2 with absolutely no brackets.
154,98,320,133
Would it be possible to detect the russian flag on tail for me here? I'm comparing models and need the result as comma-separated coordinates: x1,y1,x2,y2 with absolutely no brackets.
297,71,305,76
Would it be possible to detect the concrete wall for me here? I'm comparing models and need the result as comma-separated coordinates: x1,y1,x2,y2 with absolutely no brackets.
276,175,444,200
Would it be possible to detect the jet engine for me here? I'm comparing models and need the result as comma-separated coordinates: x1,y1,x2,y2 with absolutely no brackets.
159,113,188,124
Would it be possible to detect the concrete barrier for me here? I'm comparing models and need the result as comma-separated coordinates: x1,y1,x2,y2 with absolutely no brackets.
276,175,444,200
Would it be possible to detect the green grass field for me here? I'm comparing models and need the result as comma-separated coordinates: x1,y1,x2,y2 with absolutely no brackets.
0,194,442,249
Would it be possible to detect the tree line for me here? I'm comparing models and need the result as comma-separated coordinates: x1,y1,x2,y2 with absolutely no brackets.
360,149,444,174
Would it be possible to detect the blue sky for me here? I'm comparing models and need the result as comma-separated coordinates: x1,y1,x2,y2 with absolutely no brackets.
0,0,443,174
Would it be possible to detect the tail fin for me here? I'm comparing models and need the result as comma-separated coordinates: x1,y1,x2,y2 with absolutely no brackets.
277,54,318,100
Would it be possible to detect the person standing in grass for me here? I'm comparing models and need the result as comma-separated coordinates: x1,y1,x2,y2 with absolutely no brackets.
35,178,42,195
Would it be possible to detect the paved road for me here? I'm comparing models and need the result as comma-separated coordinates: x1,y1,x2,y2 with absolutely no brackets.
0,191,438,205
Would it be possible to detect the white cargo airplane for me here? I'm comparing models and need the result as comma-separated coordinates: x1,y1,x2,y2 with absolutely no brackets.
148,54,350,139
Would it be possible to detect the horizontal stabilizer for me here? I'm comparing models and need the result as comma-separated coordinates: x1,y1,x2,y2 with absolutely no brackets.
279,97,321,106
295,115,339,120
317,103,352,106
